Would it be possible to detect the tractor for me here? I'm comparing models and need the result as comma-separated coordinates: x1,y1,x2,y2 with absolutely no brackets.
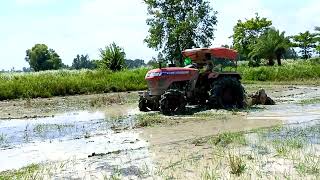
138,47,245,115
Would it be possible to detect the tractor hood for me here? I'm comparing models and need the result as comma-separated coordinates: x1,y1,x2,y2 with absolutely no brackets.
145,67,197,79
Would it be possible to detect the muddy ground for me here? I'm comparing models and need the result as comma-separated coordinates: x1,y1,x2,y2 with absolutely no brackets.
0,84,320,179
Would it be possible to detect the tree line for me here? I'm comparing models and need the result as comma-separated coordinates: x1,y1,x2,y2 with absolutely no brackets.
24,42,149,72
231,13,320,66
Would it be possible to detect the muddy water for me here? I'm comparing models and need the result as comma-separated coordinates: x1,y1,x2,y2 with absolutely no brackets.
0,110,154,179
248,103,320,124
1,87,320,178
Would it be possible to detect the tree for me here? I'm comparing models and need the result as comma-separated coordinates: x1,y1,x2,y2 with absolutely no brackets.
232,13,272,59
284,48,298,60
144,0,217,65
249,28,290,66
25,44,62,71
292,31,317,59
99,42,126,71
72,54,96,69
315,26,320,56
125,59,146,69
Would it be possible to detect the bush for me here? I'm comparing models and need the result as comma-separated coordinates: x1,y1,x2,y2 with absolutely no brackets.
237,59,320,81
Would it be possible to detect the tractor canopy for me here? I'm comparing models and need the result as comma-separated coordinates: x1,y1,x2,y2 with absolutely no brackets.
182,47,238,67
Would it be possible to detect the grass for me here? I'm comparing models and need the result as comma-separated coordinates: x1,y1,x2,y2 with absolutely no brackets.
210,132,247,147
295,154,320,175
0,59,320,101
33,123,74,134
135,113,169,127
0,134,6,145
201,168,219,180
299,98,320,105
0,164,40,180
0,68,148,100
237,58,320,82
228,153,246,176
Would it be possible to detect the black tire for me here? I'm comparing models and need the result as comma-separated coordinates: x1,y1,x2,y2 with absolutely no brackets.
209,77,245,109
138,96,149,112
160,90,186,115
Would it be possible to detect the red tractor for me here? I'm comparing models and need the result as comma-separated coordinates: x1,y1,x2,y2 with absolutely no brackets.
138,47,245,115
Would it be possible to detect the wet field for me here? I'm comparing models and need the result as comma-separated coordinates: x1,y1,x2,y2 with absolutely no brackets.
0,85,319,179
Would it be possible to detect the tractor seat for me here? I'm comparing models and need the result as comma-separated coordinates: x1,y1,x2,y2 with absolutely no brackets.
184,63,198,69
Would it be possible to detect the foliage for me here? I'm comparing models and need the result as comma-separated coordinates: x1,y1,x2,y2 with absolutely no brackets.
25,44,63,71
237,59,320,81
0,68,148,100
232,13,272,59
125,59,146,69
248,58,261,67
71,54,96,69
144,0,217,65
0,164,40,179
284,48,298,60
99,43,126,71
249,28,290,66
292,31,317,59
315,26,320,56
147,57,167,68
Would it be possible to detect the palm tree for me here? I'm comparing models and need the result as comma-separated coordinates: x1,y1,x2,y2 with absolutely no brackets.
99,42,126,71
249,28,290,66
292,31,317,59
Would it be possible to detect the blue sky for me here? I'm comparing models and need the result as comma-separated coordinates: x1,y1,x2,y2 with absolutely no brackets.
1,0,319,70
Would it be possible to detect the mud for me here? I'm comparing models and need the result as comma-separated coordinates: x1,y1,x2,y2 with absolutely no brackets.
0,84,320,179
0,91,138,119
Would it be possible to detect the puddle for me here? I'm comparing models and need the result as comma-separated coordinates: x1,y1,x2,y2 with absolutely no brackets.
247,103,320,124
0,110,153,178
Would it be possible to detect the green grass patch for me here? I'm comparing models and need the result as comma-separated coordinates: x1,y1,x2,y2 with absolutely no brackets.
135,113,169,127
236,59,320,82
210,132,247,147
0,164,40,180
299,98,320,105
0,68,148,100
272,138,305,156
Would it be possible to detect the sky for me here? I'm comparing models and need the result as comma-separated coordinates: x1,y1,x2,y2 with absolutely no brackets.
0,0,320,70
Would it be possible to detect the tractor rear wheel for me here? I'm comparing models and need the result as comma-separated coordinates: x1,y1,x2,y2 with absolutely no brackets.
209,77,245,109
160,90,186,115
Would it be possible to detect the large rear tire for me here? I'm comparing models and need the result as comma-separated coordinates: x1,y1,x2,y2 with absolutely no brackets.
209,77,245,109
160,90,186,115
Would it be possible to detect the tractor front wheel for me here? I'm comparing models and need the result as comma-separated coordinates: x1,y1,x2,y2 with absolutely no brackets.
139,96,149,112
160,90,186,115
